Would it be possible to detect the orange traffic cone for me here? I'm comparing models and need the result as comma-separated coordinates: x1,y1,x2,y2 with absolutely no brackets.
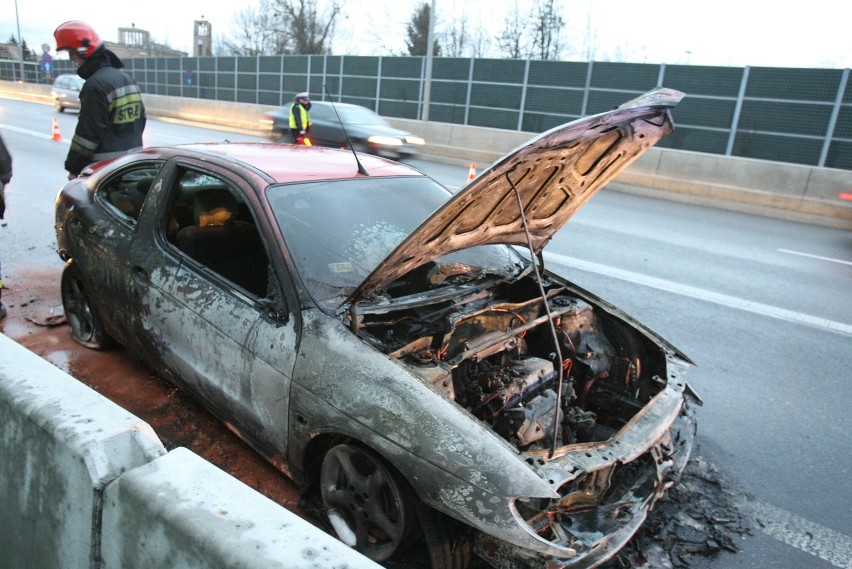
51,118,62,141
467,163,476,183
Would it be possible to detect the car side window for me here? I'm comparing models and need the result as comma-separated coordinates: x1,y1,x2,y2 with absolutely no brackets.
164,168,273,300
310,104,333,121
96,164,162,223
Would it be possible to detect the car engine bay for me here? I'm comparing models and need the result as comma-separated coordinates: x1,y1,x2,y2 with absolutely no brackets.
356,270,669,452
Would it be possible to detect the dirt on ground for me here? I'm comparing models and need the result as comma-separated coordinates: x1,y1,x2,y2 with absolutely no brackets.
1,265,750,569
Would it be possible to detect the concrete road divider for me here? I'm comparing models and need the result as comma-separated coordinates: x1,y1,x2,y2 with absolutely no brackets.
0,333,381,569
101,447,382,569
0,333,167,568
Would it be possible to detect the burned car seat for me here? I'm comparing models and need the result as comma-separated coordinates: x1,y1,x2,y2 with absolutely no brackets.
175,188,269,297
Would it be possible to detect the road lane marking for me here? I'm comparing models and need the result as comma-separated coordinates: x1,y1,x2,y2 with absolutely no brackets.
544,252,852,337
0,122,70,144
778,248,852,267
741,499,852,569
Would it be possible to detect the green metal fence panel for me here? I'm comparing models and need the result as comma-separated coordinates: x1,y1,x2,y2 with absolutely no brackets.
527,61,588,88
746,67,843,101
827,140,852,169
342,56,378,75
434,58,470,81
667,126,730,154
431,80,468,104
663,65,744,97
733,131,824,165
2,53,849,170
590,62,660,91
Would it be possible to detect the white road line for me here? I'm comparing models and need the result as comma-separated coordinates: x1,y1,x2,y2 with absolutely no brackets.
778,248,852,267
741,499,852,569
544,252,852,337
0,122,70,144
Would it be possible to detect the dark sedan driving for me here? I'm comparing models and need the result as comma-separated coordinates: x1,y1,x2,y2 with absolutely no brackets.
260,100,425,158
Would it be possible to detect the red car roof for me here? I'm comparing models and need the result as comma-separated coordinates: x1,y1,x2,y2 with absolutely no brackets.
176,142,419,183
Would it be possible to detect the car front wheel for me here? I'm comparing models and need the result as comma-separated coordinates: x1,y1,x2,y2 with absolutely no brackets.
61,262,111,349
320,443,418,562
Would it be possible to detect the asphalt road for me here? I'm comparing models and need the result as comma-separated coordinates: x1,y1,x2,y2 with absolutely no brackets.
1,98,850,569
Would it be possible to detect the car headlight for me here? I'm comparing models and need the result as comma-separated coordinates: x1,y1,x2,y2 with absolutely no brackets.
367,135,404,146
404,136,425,145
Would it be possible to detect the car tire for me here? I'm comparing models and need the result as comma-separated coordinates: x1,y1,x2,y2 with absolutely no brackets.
56,102,64,113
417,503,473,569
320,443,418,562
61,262,112,349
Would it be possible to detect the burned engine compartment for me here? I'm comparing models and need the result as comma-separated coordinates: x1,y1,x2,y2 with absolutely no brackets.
356,272,668,451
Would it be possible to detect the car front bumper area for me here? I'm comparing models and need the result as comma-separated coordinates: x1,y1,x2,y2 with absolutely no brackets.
474,380,700,569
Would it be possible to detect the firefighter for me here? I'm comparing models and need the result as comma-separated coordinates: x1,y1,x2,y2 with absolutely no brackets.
53,21,146,178
288,92,312,144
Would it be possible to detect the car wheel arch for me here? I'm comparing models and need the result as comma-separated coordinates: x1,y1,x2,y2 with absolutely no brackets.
60,259,115,350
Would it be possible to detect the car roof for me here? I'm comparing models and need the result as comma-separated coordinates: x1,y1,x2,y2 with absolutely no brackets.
163,142,420,184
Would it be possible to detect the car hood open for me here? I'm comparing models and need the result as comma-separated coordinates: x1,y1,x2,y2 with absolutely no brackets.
347,88,684,306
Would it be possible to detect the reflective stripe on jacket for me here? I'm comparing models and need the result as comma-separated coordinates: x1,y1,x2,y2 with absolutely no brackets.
289,102,311,131
65,48,146,175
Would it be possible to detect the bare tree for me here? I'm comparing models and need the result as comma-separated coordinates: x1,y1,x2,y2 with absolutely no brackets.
578,4,598,61
442,15,469,57
497,2,530,59
270,0,342,54
219,0,342,55
468,24,493,58
530,0,564,60
220,3,285,55
405,2,441,56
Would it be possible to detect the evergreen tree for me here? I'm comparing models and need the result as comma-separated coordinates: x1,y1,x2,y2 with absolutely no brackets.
405,3,440,56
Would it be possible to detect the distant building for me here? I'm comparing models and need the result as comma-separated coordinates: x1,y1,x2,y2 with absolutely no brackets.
0,42,30,60
106,26,187,59
194,21,212,57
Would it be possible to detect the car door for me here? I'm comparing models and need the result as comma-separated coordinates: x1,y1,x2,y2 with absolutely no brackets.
306,103,345,148
129,157,298,459
71,162,162,349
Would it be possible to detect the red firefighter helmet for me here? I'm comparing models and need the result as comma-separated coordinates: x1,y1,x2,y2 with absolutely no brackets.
54,21,102,58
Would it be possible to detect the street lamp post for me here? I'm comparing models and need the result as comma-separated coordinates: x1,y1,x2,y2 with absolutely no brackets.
421,0,436,122
14,0,25,81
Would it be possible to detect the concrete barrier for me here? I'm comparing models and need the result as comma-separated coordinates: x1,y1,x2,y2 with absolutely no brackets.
0,333,167,569
388,117,852,230
0,334,380,569
1,81,849,228
102,447,382,569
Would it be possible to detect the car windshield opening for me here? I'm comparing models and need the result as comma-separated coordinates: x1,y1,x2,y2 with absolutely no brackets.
267,176,525,307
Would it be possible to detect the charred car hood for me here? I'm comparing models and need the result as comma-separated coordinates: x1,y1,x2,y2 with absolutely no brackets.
348,88,683,305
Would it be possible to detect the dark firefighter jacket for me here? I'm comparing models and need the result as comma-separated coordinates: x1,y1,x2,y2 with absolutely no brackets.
0,131,11,219
65,46,146,176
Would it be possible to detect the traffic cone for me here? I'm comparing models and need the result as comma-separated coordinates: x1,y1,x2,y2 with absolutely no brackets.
467,163,476,183
51,118,62,141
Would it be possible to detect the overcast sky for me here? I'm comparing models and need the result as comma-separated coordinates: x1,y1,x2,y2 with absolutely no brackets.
2,0,850,69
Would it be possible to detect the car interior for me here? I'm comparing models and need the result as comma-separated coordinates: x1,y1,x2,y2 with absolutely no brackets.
166,171,270,298
100,165,161,221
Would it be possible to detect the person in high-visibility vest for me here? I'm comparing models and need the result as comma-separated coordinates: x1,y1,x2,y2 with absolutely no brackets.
288,92,312,144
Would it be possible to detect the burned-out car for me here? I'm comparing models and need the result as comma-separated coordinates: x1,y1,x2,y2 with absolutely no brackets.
55,88,699,569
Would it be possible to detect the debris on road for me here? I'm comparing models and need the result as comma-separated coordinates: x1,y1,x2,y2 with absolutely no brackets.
601,454,751,568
